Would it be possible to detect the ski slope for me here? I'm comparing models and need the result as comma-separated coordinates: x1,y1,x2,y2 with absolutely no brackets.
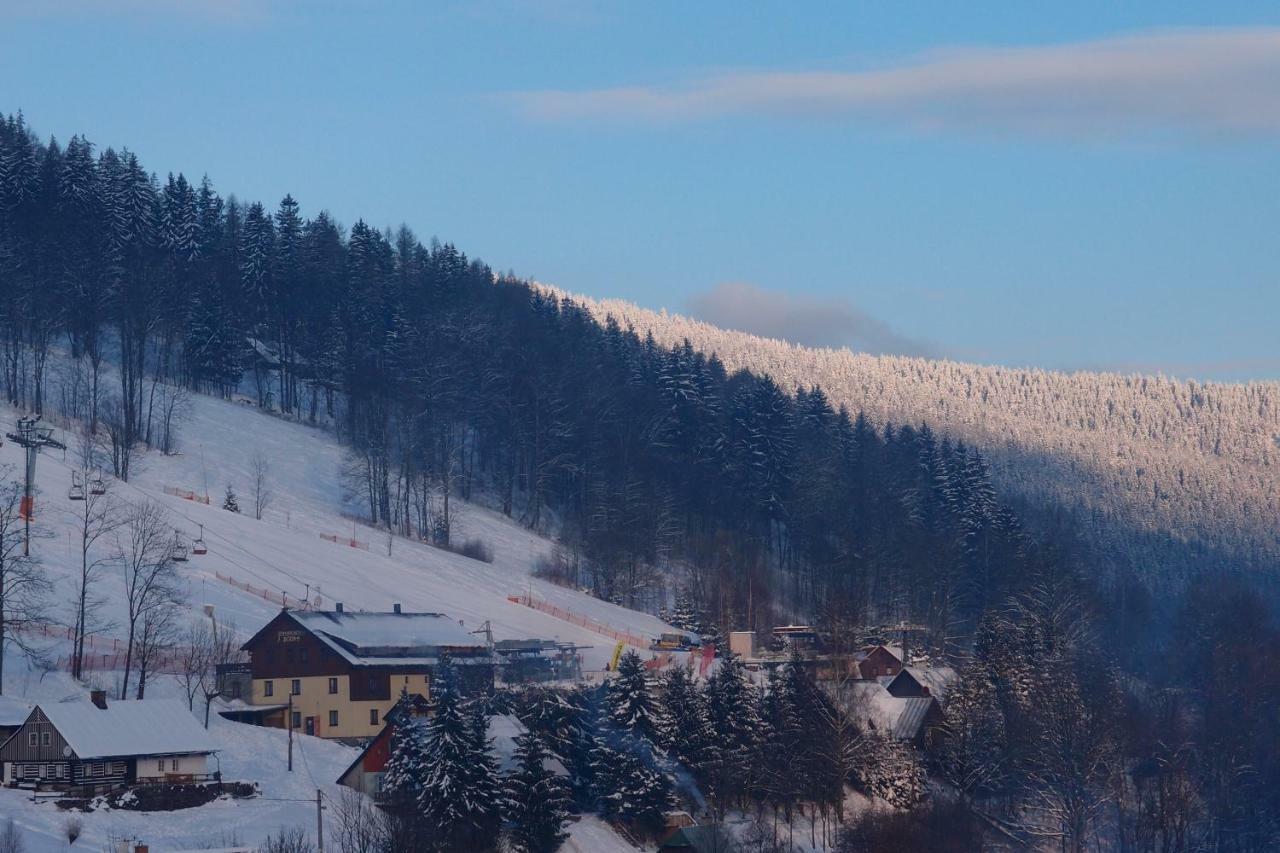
0,386,683,675
0,382,673,850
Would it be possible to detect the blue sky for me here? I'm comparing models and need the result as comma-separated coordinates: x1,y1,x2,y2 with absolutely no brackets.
2,1,1278,381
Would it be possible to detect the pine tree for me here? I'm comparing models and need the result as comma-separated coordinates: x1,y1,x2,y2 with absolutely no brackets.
607,650,661,743
416,655,501,851
592,732,674,834
222,486,240,513
656,665,712,772
504,730,571,853
381,716,430,812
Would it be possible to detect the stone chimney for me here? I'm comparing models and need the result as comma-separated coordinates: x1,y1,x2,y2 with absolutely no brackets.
335,602,344,613
393,602,402,614
90,689,108,710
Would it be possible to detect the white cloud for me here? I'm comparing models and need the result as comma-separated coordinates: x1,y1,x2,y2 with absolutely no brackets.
687,282,934,358
0,0,266,24
512,28,1280,137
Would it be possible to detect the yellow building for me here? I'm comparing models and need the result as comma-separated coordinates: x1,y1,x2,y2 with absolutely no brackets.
238,606,496,741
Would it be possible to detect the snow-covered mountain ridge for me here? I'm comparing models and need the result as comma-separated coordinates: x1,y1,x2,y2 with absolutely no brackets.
539,284,1280,581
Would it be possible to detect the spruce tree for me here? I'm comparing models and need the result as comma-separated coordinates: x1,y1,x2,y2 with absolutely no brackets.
416,655,501,851
222,485,240,513
607,650,660,743
504,730,571,853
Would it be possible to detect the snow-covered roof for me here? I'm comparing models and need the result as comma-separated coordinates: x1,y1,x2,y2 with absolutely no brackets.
488,713,567,777
0,695,33,728
841,683,937,741
286,610,490,666
901,666,957,701
38,699,216,760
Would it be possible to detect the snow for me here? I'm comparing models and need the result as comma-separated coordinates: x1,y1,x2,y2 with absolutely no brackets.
34,699,216,760
486,713,567,777
0,694,33,727
0,667,358,853
0,371,682,677
283,610,492,665
561,814,648,852
0,368,687,850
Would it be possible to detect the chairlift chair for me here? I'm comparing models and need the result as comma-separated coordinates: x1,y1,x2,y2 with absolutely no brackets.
192,524,208,556
172,535,189,563
68,472,85,501
89,470,106,496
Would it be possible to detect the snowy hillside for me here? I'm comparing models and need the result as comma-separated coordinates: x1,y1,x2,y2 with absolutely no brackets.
0,389,681,675
541,284,1280,581
0,385,676,850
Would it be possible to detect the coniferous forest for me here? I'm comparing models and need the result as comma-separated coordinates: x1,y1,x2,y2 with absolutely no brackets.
3,113,1279,850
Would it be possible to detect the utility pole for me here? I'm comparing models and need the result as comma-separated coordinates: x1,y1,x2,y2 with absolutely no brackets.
287,692,294,771
316,789,325,852
5,416,65,556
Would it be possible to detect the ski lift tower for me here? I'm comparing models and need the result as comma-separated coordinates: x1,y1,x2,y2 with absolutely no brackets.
5,416,66,556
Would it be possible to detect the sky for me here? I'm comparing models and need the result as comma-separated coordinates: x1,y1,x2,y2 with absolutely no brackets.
2,1,1278,382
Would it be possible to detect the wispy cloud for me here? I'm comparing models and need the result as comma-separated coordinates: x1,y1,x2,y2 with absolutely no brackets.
687,281,935,358
512,28,1280,137
0,0,267,24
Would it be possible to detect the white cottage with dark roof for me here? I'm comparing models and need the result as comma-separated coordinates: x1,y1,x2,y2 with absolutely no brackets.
0,693,216,791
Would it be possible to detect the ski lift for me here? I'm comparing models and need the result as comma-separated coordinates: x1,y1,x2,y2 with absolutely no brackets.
68,472,85,501
172,534,189,563
89,469,106,496
192,524,208,556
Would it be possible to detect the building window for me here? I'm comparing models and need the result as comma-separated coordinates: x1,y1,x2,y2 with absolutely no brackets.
28,731,37,747
230,682,242,699
157,759,164,772
328,677,338,694
291,679,301,695
41,732,51,747
369,709,379,726
292,711,302,729
264,680,274,697
171,759,180,772
113,761,125,775
329,710,339,727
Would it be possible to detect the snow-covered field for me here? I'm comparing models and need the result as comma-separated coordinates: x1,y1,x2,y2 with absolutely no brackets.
0,382,679,851
0,386,681,672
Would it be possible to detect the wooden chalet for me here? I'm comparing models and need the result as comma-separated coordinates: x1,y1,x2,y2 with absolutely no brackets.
0,693,215,792
238,606,496,741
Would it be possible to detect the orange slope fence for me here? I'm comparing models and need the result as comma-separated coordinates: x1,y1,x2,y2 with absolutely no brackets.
507,592,650,649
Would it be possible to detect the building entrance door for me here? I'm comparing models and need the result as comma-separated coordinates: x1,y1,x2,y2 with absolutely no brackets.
305,716,316,736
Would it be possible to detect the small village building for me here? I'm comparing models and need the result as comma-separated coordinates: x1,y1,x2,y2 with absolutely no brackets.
337,708,563,798
839,681,945,747
857,644,905,680
0,694,215,792
239,607,496,742
885,666,957,702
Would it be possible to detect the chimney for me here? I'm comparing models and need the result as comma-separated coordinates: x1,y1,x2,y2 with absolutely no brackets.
335,602,344,613
393,603,402,614
90,689,107,710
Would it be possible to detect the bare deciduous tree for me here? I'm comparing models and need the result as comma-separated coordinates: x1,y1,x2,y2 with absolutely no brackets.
70,435,120,681
250,450,273,521
117,499,183,699
0,471,51,695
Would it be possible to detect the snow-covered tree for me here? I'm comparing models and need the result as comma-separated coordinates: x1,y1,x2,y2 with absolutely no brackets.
503,730,571,853
607,650,661,743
